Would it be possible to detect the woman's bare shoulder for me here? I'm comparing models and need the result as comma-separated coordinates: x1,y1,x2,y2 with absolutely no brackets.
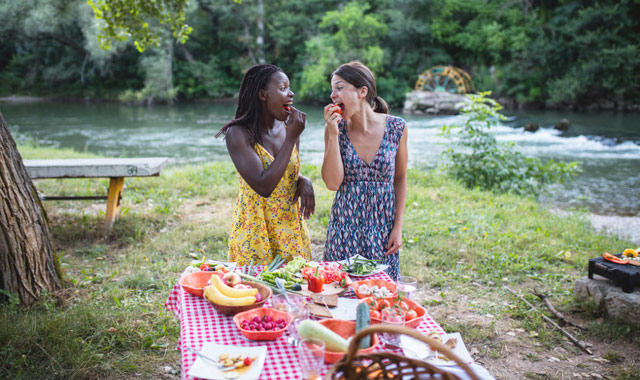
225,124,251,146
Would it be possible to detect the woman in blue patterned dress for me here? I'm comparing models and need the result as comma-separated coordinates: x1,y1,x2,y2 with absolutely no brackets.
322,61,408,281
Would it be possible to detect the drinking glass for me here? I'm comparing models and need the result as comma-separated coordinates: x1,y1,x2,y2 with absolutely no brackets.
271,293,310,345
380,307,405,348
397,276,417,299
298,338,325,380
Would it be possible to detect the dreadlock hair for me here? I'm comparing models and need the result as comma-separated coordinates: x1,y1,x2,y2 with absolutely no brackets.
216,64,283,146
333,61,388,114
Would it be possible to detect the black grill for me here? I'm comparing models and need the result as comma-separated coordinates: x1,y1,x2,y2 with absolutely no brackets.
588,254,640,293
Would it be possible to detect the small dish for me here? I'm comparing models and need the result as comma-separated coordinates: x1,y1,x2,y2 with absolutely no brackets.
401,332,472,366
350,279,397,299
359,296,427,329
318,319,379,363
187,342,266,380
233,308,292,341
179,271,215,297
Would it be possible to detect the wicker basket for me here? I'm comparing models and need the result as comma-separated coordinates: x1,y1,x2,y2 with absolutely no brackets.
326,324,481,380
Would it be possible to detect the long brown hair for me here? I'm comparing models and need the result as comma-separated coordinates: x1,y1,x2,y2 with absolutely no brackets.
216,64,283,146
332,61,388,114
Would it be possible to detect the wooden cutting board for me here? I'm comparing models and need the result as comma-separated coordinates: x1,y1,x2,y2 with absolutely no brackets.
308,303,332,318
300,281,347,297
309,293,338,307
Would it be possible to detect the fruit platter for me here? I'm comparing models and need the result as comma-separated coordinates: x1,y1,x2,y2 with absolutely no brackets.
202,271,272,316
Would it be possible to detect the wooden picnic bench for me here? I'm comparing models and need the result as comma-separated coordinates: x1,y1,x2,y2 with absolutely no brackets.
24,157,169,233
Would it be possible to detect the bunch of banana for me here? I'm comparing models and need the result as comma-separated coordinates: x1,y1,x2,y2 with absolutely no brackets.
204,274,258,306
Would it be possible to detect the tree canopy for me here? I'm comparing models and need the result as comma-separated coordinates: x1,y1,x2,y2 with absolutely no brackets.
0,0,638,108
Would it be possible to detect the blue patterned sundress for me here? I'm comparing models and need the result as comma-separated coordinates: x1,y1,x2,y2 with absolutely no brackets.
324,115,406,281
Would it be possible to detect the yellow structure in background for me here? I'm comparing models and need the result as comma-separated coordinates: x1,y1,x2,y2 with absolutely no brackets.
415,66,474,94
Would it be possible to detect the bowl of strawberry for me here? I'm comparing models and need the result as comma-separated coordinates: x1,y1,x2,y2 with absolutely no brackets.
233,308,292,341
359,296,427,329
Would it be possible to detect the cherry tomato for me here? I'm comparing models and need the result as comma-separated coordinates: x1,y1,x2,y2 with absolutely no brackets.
377,299,392,310
405,310,418,320
370,310,381,319
200,263,211,271
333,103,342,115
399,301,410,311
243,357,252,366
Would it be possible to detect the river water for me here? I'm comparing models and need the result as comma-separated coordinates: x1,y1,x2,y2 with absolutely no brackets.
2,101,639,217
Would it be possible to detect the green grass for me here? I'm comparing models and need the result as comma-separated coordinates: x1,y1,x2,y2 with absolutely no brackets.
1,144,638,379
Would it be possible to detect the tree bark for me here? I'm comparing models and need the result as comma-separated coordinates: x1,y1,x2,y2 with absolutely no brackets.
0,112,62,305
255,0,266,64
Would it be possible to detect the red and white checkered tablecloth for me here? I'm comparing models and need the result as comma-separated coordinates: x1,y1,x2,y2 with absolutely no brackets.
165,266,445,380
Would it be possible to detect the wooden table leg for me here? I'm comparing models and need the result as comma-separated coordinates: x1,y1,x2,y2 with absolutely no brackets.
104,177,125,233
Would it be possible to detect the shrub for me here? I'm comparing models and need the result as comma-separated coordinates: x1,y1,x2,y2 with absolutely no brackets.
442,92,580,196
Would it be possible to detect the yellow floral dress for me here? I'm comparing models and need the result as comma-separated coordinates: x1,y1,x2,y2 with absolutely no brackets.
228,143,311,266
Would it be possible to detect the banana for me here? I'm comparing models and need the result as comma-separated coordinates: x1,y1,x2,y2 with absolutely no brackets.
211,274,258,298
204,283,256,306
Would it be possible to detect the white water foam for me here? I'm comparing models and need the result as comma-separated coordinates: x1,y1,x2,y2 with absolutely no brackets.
406,120,640,161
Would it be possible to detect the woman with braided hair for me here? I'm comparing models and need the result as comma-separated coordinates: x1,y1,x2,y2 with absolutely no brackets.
217,64,314,266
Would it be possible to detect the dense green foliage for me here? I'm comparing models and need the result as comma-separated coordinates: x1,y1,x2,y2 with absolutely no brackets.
1,0,639,107
88,0,194,52
444,92,580,195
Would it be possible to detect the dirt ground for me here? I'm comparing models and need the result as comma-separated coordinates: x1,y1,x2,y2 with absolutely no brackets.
423,290,639,380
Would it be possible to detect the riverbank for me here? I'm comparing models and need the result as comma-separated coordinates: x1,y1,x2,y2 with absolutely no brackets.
1,144,638,379
549,209,640,245
585,214,640,244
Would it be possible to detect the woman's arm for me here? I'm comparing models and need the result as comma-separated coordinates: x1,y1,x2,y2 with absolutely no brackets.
225,109,305,197
294,174,315,219
321,104,344,190
385,125,408,255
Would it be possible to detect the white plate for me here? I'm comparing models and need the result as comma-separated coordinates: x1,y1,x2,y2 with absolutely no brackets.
187,343,266,380
337,254,389,277
401,332,472,366
191,260,237,271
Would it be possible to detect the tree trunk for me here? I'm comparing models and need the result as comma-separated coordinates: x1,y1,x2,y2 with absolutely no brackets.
255,0,266,64
0,112,62,305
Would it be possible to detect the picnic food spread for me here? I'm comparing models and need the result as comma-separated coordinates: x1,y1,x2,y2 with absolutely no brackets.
169,256,466,380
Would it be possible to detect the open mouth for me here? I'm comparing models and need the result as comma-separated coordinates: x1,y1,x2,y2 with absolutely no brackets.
283,103,293,114
334,103,344,115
